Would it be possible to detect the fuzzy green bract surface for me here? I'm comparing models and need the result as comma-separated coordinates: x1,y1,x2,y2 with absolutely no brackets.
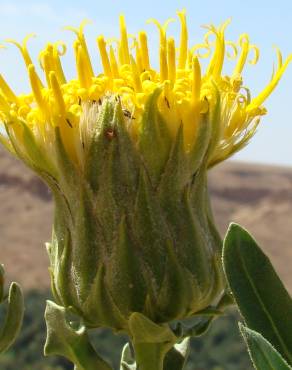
46,93,224,334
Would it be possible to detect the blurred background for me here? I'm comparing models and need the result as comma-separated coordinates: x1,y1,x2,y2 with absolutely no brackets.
0,0,292,368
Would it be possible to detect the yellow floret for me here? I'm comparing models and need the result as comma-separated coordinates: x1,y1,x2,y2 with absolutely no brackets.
0,10,291,168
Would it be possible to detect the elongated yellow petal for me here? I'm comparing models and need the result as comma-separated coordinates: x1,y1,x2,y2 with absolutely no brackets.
167,38,176,82
119,15,130,64
139,32,150,70
28,64,47,115
247,55,292,111
192,56,201,105
97,36,112,78
177,9,188,69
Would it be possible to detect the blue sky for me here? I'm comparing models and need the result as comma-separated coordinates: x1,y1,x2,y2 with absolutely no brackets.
0,0,292,165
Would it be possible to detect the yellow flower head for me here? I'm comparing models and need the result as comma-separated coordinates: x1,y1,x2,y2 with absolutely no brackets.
0,10,290,172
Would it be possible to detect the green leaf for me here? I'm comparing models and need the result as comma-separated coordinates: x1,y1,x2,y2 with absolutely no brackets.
44,300,112,370
0,282,24,353
240,324,292,370
223,223,292,365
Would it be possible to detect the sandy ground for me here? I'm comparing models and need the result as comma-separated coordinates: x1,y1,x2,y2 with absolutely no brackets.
0,147,291,293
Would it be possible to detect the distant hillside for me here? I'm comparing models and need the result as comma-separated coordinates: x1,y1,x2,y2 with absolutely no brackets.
0,147,291,293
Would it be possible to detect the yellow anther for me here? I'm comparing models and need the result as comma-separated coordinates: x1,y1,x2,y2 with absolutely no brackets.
49,71,66,116
109,46,120,78
167,38,176,82
0,74,18,103
97,36,112,78
28,64,47,115
192,56,201,104
139,32,150,70
119,15,130,64
177,9,188,69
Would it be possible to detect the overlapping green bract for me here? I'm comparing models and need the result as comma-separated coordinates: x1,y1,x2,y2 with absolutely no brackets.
45,91,225,334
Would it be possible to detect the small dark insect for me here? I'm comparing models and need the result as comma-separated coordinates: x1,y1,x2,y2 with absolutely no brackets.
164,96,170,109
105,128,116,140
78,96,81,105
98,98,102,105
66,118,73,128
92,99,97,104
82,142,85,149
123,109,135,119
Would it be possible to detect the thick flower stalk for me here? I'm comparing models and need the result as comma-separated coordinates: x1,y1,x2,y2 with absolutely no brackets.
0,10,290,369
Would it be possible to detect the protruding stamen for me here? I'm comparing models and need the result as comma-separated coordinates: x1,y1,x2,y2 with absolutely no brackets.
49,71,66,116
97,36,112,78
65,20,94,77
135,43,143,73
139,32,150,70
109,46,120,78
6,34,35,67
206,20,230,78
39,42,67,87
233,34,249,75
52,42,67,84
192,56,201,104
147,18,175,50
0,93,10,112
177,9,188,69
75,42,92,88
28,65,47,114
119,15,130,64
167,38,176,82
41,51,53,87
0,74,18,103
248,44,259,65
160,45,168,81
130,56,142,92
247,55,292,111
7,34,44,88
